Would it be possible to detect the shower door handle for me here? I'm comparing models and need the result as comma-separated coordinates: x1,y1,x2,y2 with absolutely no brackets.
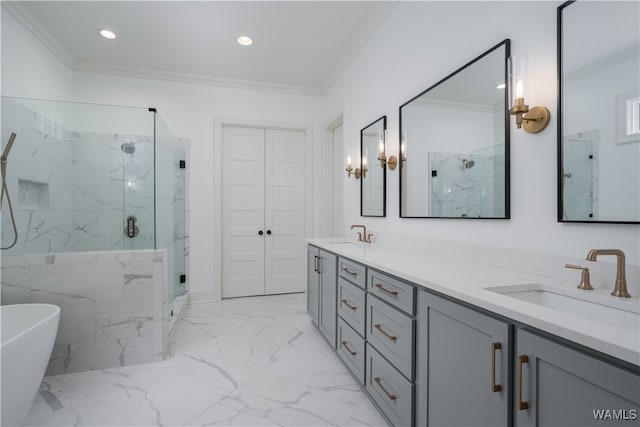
126,215,139,238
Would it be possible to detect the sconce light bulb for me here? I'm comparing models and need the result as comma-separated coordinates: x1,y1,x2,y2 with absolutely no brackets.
516,79,524,100
363,157,367,166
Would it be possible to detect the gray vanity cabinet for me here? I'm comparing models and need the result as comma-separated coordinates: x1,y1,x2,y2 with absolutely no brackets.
515,329,640,426
307,245,337,347
416,290,511,427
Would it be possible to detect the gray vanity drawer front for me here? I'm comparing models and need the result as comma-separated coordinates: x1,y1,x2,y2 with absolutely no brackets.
337,277,366,336
367,295,414,379
368,269,415,315
338,257,366,289
337,317,366,386
366,343,414,427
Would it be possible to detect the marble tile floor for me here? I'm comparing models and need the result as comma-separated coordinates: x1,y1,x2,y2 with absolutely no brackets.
24,293,389,427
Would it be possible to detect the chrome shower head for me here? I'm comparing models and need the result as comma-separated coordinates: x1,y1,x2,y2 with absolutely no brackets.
121,142,136,154
1,133,17,161
462,158,475,169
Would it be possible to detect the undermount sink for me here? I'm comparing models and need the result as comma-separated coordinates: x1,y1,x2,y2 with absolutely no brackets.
485,283,640,331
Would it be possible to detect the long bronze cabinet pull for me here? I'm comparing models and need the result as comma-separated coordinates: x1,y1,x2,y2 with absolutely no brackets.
342,267,358,276
341,299,357,311
517,355,529,410
491,342,502,392
374,283,398,297
374,377,397,401
314,255,319,273
374,324,397,342
341,341,357,356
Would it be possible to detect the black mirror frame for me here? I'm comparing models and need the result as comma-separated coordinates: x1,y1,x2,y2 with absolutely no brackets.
398,39,511,219
360,115,387,217
557,1,639,224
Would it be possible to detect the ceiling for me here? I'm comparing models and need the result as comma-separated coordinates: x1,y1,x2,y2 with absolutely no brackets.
6,1,396,96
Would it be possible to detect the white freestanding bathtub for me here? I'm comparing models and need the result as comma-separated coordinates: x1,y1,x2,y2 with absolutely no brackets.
1,304,60,426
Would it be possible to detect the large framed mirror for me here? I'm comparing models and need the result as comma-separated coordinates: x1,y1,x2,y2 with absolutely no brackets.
361,116,386,217
558,1,639,223
399,40,510,218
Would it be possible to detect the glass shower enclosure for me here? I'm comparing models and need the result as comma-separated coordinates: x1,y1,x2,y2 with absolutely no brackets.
1,96,187,313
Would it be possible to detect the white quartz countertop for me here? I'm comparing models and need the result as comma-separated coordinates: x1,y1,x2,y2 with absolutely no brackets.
307,238,640,367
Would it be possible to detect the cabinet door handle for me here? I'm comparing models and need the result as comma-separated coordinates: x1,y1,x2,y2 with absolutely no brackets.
373,377,397,401
491,342,502,392
374,283,398,297
374,324,397,341
314,255,319,273
341,299,357,311
342,267,358,277
517,355,529,410
340,340,357,356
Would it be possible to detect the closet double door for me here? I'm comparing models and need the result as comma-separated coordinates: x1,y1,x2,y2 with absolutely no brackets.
222,125,306,298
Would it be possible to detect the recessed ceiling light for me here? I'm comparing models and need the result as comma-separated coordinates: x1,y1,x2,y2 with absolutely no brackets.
496,83,506,90
99,29,117,40
237,36,253,46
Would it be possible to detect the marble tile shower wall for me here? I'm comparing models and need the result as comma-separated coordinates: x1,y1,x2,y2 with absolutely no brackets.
1,98,158,254
430,151,505,218
1,249,169,375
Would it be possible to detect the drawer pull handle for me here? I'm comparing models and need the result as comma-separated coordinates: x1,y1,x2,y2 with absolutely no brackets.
340,341,357,356
374,283,398,297
491,342,502,393
374,324,397,341
341,299,357,311
342,267,358,277
314,255,319,273
517,355,529,410
374,377,397,401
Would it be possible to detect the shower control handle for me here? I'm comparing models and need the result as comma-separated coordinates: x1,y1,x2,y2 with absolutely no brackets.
258,230,264,236
126,215,139,238
266,230,272,235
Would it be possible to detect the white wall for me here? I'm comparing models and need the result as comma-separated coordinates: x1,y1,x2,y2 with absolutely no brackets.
71,72,323,301
1,9,72,99
322,1,640,262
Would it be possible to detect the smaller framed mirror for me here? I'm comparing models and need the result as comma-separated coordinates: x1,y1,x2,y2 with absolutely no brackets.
361,116,387,217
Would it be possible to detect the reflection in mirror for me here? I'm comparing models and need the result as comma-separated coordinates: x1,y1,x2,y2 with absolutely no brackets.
400,40,510,218
361,116,386,217
559,1,639,223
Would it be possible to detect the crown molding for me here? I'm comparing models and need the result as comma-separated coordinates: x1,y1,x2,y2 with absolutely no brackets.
320,2,397,93
2,1,76,69
74,61,324,97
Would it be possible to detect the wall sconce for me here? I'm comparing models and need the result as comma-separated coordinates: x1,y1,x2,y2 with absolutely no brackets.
361,156,368,178
377,130,397,170
508,56,550,133
345,149,361,179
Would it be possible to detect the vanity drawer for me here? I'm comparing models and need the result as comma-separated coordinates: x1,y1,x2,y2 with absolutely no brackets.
368,269,415,315
337,277,366,336
367,295,414,379
338,257,366,289
337,317,366,386
366,343,414,427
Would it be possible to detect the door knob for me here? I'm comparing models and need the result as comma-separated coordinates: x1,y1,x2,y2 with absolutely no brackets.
258,230,264,236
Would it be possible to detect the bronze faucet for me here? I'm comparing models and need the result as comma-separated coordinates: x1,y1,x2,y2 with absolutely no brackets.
350,224,372,243
585,249,631,298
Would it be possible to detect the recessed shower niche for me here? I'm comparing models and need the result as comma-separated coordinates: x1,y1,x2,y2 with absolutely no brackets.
18,179,50,211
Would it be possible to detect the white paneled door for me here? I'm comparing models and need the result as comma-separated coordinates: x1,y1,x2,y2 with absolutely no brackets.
222,125,305,298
